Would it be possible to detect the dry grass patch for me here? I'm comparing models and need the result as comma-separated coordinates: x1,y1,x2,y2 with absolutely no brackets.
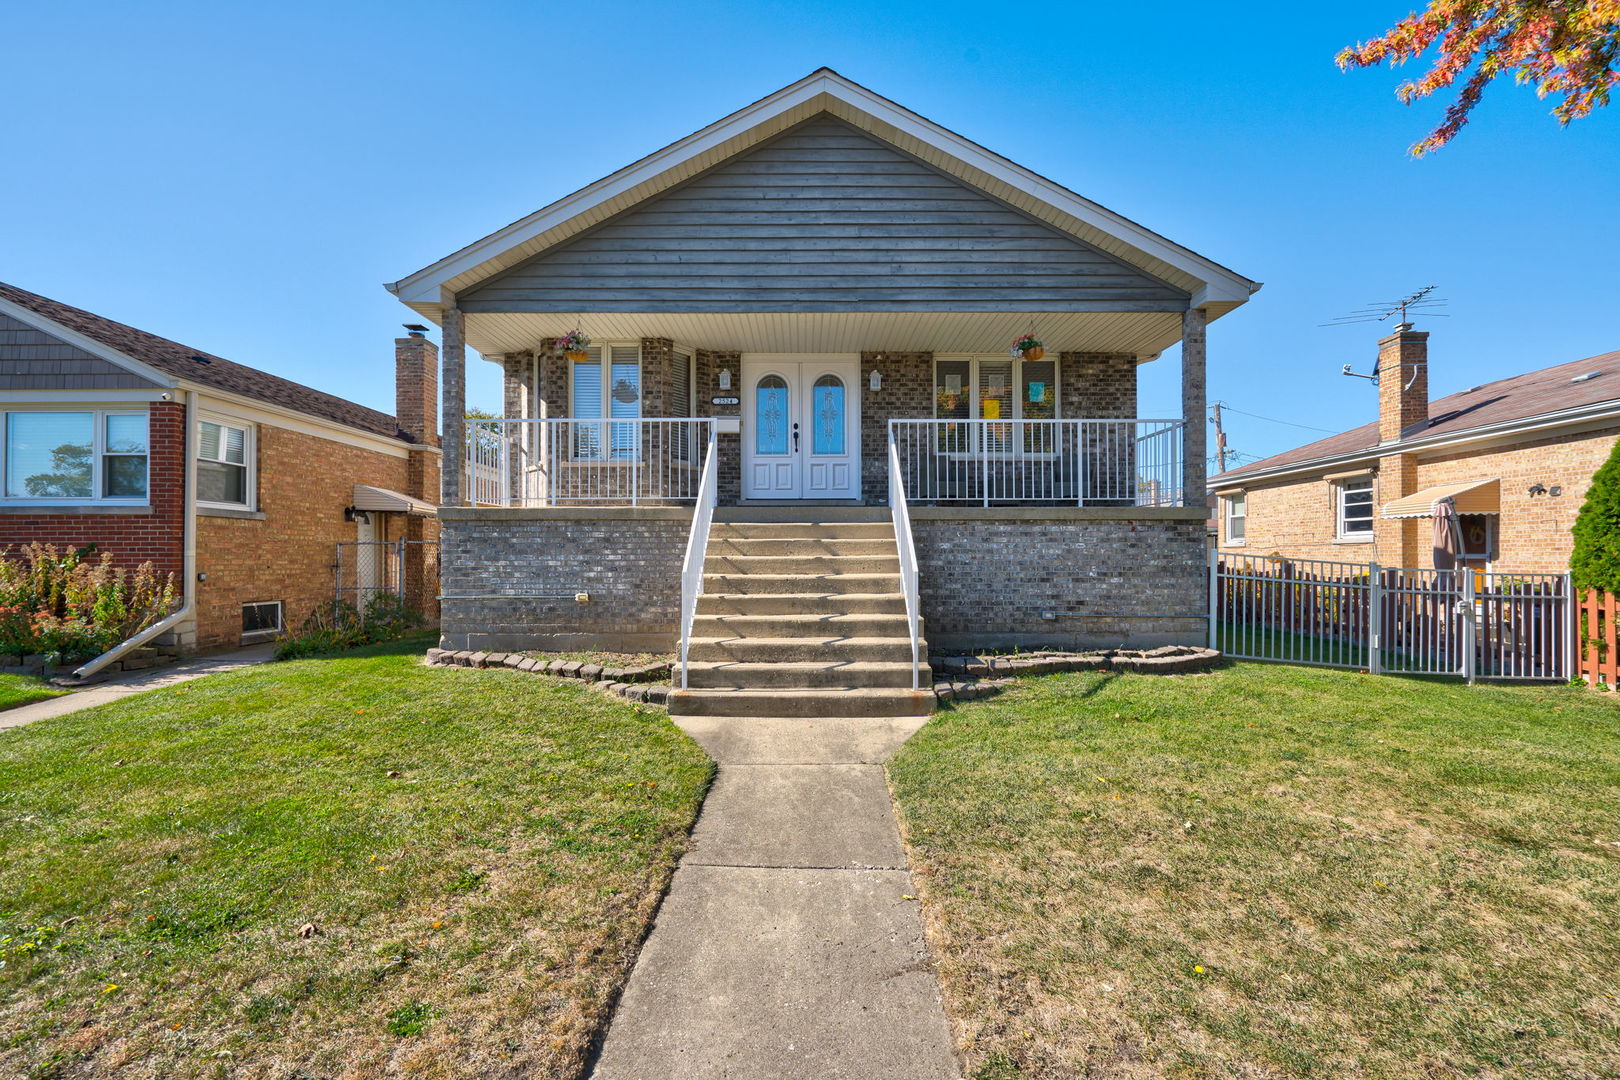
889,664,1620,1079
0,634,712,1079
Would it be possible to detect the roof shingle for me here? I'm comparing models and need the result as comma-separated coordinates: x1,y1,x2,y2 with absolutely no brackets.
1215,350,1620,484
0,281,407,441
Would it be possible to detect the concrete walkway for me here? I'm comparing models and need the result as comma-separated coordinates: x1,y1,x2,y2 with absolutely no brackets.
590,715,961,1080
0,643,278,732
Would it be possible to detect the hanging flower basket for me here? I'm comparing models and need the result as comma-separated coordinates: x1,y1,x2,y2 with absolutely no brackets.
1011,334,1044,361
556,329,591,363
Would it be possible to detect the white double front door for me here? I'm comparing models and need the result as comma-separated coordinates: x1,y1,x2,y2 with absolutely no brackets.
741,357,860,500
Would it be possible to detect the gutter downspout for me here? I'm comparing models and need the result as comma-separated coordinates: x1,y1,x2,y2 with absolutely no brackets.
73,389,199,679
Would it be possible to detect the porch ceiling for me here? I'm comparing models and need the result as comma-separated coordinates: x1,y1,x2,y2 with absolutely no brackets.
464,310,1185,361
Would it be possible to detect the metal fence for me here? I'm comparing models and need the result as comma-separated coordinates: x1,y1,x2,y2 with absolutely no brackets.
888,418,1184,506
1212,552,1572,681
467,418,714,507
335,539,439,615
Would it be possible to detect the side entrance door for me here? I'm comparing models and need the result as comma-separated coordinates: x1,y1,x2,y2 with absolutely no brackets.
742,358,860,500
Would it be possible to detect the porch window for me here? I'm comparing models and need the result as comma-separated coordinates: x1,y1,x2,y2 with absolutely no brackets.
569,345,641,459
1224,492,1246,543
198,417,254,509
1,409,149,502
932,355,1060,454
1335,478,1373,540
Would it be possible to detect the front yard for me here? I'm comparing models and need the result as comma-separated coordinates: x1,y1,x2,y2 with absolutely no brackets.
0,634,712,1079
0,672,62,713
890,665,1620,1079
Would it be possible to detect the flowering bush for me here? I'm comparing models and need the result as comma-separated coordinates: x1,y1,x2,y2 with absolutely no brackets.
555,329,592,354
0,544,177,661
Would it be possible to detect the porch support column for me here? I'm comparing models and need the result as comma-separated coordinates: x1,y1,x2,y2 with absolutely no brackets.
1180,306,1208,506
441,304,466,506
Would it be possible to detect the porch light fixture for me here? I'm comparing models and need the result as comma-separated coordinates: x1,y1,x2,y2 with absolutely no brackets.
869,369,882,391
718,368,732,390
344,507,371,524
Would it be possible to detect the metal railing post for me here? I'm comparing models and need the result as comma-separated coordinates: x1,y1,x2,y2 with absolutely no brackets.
1460,569,1477,684
1208,541,1219,650
1367,562,1383,674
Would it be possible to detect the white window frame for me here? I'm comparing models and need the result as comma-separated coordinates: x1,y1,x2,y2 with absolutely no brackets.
932,353,1063,458
197,415,257,511
241,600,283,642
0,407,151,505
1223,492,1247,545
1334,478,1375,541
567,343,644,462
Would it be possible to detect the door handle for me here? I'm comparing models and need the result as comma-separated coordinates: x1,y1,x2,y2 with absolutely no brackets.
792,421,800,452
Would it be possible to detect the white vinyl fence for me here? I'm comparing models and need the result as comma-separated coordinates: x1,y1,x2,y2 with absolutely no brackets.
1212,552,1572,681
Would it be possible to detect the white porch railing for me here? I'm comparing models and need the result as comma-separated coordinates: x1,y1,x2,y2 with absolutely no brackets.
467,418,714,506
888,439,922,690
678,425,720,690
888,418,1184,506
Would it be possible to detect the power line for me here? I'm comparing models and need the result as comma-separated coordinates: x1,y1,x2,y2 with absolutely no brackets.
1213,401,1338,435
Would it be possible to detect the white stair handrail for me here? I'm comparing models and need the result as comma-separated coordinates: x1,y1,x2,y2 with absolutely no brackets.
678,422,719,690
888,427,922,691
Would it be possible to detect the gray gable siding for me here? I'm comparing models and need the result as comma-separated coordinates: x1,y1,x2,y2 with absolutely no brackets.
0,313,158,390
459,116,1190,314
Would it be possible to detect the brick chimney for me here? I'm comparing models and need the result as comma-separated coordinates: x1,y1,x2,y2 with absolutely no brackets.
396,329,440,447
1377,325,1428,444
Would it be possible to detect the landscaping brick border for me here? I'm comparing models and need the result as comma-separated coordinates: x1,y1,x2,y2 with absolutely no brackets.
423,648,674,707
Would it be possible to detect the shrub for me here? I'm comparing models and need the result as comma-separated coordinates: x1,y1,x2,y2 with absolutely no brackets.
1571,438,1620,594
0,544,176,661
273,594,425,661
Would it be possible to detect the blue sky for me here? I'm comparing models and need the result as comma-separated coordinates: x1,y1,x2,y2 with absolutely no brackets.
6,0,1617,466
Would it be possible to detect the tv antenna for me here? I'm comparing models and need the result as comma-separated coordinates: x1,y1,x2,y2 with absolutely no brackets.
1328,285,1447,383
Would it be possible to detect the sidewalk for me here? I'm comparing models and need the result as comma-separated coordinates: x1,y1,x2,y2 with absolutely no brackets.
0,643,278,732
589,715,961,1080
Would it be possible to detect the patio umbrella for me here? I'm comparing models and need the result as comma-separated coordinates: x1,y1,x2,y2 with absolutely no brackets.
1432,496,1461,571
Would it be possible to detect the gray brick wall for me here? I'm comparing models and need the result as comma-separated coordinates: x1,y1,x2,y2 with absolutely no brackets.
913,511,1207,649
860,351,933,504
438,508,690,651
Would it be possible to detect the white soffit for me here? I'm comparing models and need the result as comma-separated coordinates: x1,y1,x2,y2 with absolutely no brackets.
388,70,1259,317
464,311,1185,360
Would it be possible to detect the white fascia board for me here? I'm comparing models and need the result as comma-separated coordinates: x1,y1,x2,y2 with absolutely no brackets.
185,385,420,459
388,70,1259,308
1217,399,1620,486
1,389,170,404
0,295,178,388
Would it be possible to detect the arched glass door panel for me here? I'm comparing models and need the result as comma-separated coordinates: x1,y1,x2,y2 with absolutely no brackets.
811,374,845,455
755,375,790,455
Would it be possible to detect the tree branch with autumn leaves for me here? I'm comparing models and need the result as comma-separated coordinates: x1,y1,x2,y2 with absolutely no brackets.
1338,0,1620,154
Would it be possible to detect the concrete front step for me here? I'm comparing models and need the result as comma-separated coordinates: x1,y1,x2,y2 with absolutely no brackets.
692,613,911,639
710,521,896,541
696,592,907,616
707,537,896,557
684,660,927,689
687,636,923,664
715,506,889,523
667,686,934,717
703,572,902,596
705,554,901,576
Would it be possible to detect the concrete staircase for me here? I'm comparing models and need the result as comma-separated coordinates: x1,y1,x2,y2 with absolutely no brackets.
669,509,933,717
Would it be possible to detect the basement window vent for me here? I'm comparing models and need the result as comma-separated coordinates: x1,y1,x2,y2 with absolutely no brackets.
1571,371,1604,383
241,600,283,642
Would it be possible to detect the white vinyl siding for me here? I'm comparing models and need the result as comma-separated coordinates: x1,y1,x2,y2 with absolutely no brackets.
1335,479,1374,540
1,408,149,503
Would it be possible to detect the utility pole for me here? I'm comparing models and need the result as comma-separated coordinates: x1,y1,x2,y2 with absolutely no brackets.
1210,401,1229,473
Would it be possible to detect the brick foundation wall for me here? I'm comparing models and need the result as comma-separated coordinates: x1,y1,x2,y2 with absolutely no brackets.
0,400,185,576
1218,424,1619,573
437,507,690,651
193,424,439,651
914,510,1208,649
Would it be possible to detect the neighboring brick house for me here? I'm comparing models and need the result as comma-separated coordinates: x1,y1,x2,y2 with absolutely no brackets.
1212,325,1619,574
0,281,441,655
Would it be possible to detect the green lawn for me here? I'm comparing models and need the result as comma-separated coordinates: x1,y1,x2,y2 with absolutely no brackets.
0,672,63,712
889,664,1620,1080
0,634,712,1079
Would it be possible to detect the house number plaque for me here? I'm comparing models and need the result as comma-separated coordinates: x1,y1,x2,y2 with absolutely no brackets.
711,395,740,406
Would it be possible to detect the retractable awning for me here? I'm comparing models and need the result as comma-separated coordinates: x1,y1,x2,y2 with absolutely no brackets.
352,484,437,517
1382,478,1499,519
